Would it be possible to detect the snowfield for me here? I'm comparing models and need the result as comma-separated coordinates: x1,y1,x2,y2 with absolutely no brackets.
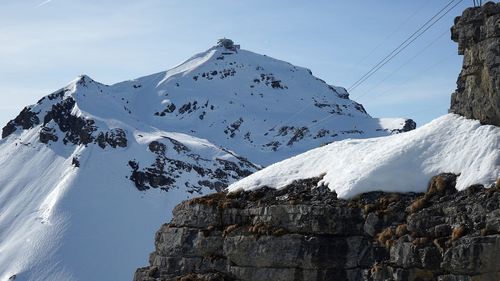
229,114,500,198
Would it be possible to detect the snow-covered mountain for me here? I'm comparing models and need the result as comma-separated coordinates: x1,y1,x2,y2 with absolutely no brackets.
3,41,414,166
0,40,413,281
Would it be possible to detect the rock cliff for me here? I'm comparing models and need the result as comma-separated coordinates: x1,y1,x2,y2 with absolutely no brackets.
134,175,500,281
449,2,500,126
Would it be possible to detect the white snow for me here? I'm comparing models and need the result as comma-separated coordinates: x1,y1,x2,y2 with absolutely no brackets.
229,114,500,198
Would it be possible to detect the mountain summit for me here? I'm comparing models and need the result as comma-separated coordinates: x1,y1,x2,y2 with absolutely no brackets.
3,39,414,166
0,41,413,281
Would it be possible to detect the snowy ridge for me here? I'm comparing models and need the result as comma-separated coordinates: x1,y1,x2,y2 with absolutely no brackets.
0,41,414,281
229,114,500,198
3,44,413,165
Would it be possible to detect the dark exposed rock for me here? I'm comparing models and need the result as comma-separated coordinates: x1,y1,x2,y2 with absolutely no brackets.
3,90,133,150
263,140,280,151
328,85,350,99
38,97,129,148
128,160,148,191
72,157,80,167
156,103,177,117
164,137,190,153
47,89,66,101
3,122,19,139
256,73,287,89
391,119,417,133
2,107,40,139
39,127,58,144
134,174,500,281
224,118,243,138
96,128,127,149
449,2,500,126
128,142,176,191
128,140,256,193
287,127,309,146
353,102,367,115
178,101,199,115
215,159,253,179
43,98,97,145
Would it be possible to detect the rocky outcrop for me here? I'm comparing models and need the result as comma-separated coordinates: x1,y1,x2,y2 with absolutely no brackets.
390,119,417,134
2,106,40,139
2,89,259,193
134,175,500,281
127,139,258,193
96,128,128,149
449,2,500,126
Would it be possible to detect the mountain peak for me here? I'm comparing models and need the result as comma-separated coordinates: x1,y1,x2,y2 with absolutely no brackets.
71,74,97,86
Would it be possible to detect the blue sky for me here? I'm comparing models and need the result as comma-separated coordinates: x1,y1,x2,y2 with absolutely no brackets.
0,0,481,127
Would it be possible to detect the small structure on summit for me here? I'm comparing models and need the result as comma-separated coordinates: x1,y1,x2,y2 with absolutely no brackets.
217,38,240,52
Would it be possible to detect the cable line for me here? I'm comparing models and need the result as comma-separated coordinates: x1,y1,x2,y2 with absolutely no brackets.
365,53,455,102
353,0,432,67
349,0,463,94
347,0,462,93
356,28,450,99
348,0,457,92
307,51,455,133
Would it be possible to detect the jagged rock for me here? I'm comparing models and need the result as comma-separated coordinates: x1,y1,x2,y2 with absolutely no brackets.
72,157,80,167
96,128,127,148
127,140,257,193
43,97,97,145
393,119,417,133
2,106,40,138
134,174,500,281
449,2,500,126
39,127,58,144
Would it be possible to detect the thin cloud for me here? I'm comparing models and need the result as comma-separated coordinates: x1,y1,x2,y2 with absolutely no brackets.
37,0,52,7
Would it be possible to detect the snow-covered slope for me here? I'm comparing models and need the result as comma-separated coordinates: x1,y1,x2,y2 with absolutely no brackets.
229,114,500,199
0,41,414,281
0,117,257,281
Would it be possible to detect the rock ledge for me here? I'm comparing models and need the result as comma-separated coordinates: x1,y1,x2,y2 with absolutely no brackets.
134,175,500,281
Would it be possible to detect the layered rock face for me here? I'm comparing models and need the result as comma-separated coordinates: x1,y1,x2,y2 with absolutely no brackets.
134,175,500,281
449,2,500,126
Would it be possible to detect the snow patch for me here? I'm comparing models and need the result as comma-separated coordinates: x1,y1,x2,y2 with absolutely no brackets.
229,114,500,198
157,49,217,86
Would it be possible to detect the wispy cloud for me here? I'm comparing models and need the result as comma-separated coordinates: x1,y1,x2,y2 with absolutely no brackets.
37,0,52,7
